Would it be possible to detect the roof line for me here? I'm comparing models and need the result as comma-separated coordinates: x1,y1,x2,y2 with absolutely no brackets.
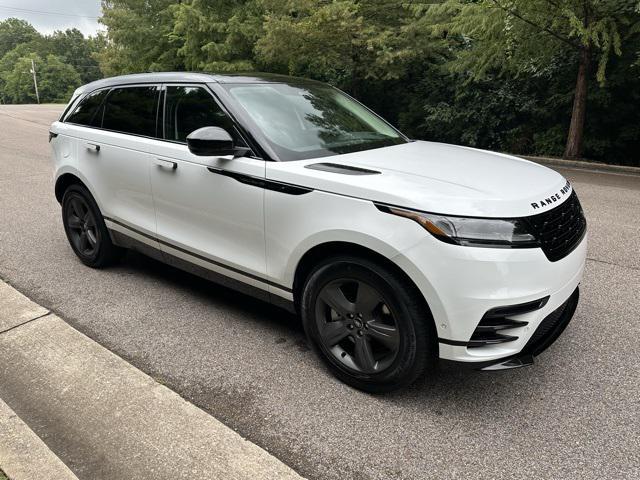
75,72,325,94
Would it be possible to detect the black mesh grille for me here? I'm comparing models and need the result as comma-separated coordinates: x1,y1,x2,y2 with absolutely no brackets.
525,191,587,262
522,287,579,356
524,302,566,350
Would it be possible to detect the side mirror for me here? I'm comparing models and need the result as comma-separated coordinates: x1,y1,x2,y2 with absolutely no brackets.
186,127,235,157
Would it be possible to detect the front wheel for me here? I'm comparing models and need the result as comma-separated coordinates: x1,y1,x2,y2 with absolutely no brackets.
301,255,436,393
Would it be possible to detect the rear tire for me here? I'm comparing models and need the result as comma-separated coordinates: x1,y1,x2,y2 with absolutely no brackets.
61,184,122,268
301,255,436,393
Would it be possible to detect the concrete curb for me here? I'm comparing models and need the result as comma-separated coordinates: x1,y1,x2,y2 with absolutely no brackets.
0,280,305,480
0,281,76,479
518,155,640,176
0,281,48,332
0,397,79,480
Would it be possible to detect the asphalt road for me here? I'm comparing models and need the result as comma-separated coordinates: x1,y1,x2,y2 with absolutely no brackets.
1,104,639,480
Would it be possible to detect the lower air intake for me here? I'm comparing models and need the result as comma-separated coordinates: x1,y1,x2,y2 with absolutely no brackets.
468,296,549,348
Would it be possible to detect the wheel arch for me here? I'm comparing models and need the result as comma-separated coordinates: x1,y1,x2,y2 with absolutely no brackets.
292,241,431,317
55,172,86,203
54,170,103,212
292,241,440,359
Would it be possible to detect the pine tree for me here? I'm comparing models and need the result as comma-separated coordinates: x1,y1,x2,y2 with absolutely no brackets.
417,0,639,159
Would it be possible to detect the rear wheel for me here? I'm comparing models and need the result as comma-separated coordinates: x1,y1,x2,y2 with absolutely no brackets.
62,184,122,268
301,255,435,393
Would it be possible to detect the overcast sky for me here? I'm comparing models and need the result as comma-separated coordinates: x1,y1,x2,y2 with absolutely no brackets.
0,0,102,36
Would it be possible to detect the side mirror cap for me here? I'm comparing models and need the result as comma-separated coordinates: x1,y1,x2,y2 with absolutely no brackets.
186,126,235,157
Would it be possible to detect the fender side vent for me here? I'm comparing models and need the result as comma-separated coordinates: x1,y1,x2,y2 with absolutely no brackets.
305,163,381,175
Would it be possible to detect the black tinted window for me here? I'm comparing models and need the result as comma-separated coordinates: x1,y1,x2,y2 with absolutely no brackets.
102,86,159,137
66,89,108,126
164,86,239,143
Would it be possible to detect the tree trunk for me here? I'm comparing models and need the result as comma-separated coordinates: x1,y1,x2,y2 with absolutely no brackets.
564,46,590,159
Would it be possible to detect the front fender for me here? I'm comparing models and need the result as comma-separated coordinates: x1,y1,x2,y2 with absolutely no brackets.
283,229,405,288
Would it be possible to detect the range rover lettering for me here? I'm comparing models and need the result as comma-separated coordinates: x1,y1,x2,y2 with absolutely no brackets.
49,73,587,392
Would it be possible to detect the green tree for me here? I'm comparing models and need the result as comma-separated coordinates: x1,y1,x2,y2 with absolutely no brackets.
38,54,82,102
418,0,640,159
0,19,103,102
0,43,31,103
0,18,39,58
86,0,640,166
255,0,420,94
47,29,103,83
2,53,80,103
170,0,261,71
99,0,183,75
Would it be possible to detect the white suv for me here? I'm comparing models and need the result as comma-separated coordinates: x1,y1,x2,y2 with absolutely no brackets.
50,73,587,392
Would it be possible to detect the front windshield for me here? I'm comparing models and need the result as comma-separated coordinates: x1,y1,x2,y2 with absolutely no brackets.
223,83,407,161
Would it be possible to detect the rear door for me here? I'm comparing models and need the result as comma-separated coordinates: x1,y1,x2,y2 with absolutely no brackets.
148,84,268,294
67,85,162,249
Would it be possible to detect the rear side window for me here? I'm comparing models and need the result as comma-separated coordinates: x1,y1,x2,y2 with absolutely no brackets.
65,89,108,127
102,86,160,137
164,86,242,144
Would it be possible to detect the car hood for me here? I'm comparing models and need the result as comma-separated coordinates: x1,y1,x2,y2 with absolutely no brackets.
266,141,572,218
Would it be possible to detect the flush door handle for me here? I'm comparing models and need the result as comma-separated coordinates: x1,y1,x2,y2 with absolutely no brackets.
155,158,177,170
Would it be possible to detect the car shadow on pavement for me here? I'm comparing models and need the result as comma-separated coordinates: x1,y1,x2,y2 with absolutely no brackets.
113,249,558,414
121,249,303,333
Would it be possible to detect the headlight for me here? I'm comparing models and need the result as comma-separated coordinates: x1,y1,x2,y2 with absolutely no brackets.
378,205,538,248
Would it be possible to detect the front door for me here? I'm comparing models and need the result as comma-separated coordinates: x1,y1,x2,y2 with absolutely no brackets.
149,85,268,294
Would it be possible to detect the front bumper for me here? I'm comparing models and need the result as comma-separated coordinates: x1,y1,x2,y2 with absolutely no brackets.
394,231,587,365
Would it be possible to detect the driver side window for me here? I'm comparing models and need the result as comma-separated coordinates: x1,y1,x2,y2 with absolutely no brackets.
163,86,245,146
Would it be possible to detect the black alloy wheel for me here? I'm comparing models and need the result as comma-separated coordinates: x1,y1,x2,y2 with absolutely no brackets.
62,184,122,268
301,255,436,393
315,279,400,374
65,195,99,257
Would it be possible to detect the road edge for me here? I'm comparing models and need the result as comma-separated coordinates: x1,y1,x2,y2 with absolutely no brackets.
0,281,77,479
519,155,640,176
0,280,305,479
0,396,79,480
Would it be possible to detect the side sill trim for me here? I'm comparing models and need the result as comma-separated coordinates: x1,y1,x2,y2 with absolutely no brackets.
103,216,292,292
207,167,313,195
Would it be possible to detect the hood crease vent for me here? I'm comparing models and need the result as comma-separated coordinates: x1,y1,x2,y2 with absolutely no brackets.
305,163,381,175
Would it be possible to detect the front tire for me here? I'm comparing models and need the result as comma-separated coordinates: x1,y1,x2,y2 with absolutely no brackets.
301,255,436,393
61,184,122,268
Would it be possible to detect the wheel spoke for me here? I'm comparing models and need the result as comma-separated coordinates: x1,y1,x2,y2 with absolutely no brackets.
355,282,382,317
367,319,399,350
78,231,89,251
354,337,376,372
320,320,350,347
319,285,354,316
86,229,98,247
70,198,85,219
67,214,83,229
